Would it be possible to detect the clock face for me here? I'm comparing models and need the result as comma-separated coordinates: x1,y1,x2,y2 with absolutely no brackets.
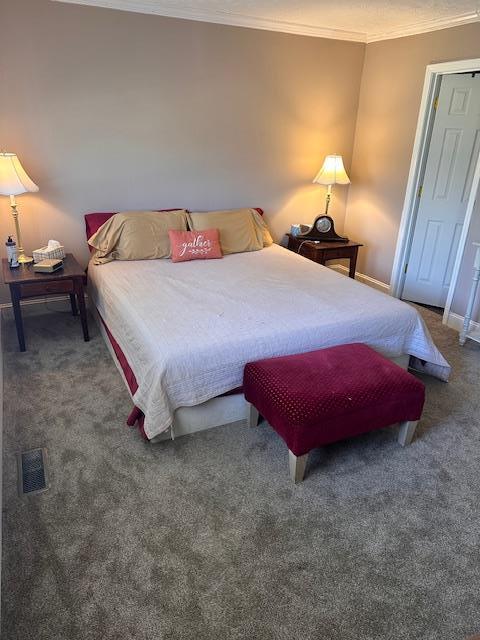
316,217,332,233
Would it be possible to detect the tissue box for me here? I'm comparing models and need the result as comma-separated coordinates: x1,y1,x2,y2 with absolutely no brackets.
33,244,66,263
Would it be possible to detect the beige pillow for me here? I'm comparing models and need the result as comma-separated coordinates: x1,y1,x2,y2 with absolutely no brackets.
252,209,274,248
187,208,273,255
89,210,188,264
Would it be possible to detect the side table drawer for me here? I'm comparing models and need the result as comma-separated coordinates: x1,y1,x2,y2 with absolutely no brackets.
322,248,351,261
19,279,74,298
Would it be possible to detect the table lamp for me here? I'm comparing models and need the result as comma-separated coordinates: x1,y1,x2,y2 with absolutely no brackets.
313,154,350,215
0,152,39,264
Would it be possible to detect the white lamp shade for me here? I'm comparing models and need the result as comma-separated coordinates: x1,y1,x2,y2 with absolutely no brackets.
0,152,39,196
313,155,350,186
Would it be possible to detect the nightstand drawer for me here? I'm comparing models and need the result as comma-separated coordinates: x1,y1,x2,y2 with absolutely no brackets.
322,248,350,261
19,279,74,297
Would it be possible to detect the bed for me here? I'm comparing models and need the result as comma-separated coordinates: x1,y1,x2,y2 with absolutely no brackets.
86,213,450,441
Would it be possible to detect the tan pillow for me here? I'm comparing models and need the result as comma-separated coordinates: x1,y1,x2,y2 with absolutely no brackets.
187,208,273,255
89,210,188,264
252,209,273,247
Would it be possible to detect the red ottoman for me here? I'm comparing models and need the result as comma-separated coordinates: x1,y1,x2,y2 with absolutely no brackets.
243,343,425,483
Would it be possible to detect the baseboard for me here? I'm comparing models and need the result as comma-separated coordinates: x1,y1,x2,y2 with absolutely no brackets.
445,311,480,344
329,264,390,293
0,295,77,310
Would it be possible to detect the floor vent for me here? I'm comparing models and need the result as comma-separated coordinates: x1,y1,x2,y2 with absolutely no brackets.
18,448,48,495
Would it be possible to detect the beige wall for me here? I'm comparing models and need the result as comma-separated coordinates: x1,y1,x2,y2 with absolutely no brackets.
0,0,364,303
344,23,480,320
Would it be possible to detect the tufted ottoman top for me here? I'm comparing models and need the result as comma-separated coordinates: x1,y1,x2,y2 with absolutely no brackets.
243,343,425,456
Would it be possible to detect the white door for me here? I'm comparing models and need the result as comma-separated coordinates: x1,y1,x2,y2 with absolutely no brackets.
402,73,480,307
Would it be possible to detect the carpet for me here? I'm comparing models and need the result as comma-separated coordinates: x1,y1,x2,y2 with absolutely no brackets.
2,300,480,640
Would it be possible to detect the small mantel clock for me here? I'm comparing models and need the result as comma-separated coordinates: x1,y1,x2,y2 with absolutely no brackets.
297,214,348,242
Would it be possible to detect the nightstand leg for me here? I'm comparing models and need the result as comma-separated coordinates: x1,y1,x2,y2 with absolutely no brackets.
69,293,78,316
75,279,90,342
10,285,26,352
349,248,359,279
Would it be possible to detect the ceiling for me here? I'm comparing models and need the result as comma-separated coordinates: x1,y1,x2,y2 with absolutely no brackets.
53,0,480,42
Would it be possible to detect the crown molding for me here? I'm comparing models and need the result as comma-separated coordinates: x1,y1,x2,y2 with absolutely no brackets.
51,1,367,42
52,1,480,44
366,11,480,42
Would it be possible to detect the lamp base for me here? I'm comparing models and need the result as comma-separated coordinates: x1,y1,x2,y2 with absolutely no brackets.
18,254,33,264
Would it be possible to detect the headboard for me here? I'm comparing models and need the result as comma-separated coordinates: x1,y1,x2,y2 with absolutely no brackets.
84,208,264,242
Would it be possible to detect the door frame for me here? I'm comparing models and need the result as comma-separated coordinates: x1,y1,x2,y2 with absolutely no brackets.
390,58,480,326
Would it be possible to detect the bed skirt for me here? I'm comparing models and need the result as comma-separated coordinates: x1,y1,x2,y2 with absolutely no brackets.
97,315,148,438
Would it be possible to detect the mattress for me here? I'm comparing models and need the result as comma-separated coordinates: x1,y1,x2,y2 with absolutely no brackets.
88,244,450,439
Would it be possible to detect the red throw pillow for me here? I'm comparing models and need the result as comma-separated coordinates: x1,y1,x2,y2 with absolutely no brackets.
169,229,223,262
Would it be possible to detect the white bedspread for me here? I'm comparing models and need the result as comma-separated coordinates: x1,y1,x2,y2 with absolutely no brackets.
88,244,450,439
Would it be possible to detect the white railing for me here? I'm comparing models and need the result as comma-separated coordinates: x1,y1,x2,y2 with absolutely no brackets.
460,242,480,346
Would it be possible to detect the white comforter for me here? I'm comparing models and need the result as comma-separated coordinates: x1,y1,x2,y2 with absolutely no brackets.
88,244,450,439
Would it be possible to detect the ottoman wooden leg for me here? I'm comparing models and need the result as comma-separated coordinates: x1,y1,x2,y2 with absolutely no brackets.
398,420,418,447
289,450,308,484
247,403,260,428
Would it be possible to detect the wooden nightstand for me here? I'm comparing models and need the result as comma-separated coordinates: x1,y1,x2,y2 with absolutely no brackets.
2,253,89,352
287,234,363,279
